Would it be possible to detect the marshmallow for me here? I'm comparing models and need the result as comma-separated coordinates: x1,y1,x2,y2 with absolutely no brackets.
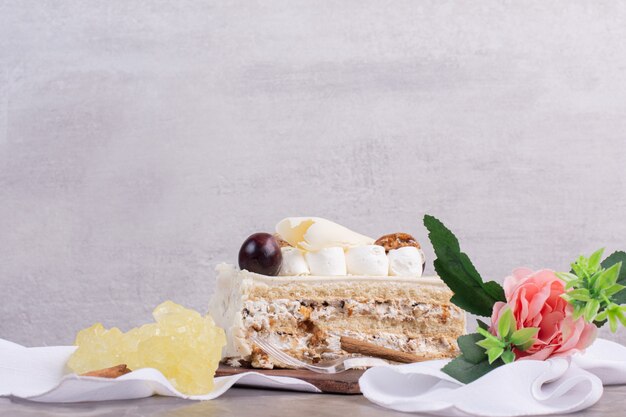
388,247,424,277
345,245,389,276
305,247,347,276
276,217,374,251
278,247,310,276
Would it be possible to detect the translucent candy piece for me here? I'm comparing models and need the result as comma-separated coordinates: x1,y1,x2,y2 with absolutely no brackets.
67,301,226,395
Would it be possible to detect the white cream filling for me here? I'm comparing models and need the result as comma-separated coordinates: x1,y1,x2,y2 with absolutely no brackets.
241,298,464,324
235,329,456,363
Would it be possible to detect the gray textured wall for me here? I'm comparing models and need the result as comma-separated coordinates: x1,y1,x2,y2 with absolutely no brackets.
1,1,626,346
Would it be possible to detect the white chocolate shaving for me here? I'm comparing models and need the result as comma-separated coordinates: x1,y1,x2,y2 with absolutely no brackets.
276,217,374,251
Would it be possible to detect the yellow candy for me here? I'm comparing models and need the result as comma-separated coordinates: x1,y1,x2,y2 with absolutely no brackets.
67,301,226,395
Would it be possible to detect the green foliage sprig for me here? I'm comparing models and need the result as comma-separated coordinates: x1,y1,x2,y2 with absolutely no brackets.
557,249,626,331
475,308,539,364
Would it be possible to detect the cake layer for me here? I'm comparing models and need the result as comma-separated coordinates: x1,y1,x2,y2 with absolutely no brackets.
256,317,462,340
246,278,452,304
246,330,460,368
241,298,465,338
208,264,466,368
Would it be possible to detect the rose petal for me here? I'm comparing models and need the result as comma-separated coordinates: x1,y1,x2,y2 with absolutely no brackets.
505,268,534,298
516,288,530,324
538,311,565,342
496,268,585,361
575,323,598,350
518,345,556,361
557,317,585,353
528,282,552,319
490,301,507,335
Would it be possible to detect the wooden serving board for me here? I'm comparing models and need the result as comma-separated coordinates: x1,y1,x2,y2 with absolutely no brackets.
215,364,365,394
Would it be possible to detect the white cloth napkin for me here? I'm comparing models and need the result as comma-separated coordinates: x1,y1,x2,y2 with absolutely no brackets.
3,336,626,414
0,338,319,402
359,338,626,416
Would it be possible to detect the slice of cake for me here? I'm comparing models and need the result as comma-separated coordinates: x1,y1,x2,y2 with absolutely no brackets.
208,217,465,368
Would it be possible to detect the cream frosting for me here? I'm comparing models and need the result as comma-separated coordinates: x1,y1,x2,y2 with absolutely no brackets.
345,245,389,276
305,247,347,276
278,247,309,276
388,246,424,277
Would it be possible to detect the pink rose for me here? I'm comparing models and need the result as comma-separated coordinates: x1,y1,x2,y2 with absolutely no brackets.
491,268,597,360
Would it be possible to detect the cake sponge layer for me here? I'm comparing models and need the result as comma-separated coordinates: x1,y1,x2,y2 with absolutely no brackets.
208,264,466,368
241,298,465,338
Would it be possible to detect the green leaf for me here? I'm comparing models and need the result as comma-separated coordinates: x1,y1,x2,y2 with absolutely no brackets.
425,215,505,316
588,248,605,273
457,333,489,364
584,299,600,322
616,309,626,327
604,284,626,297
476,327,500,342
442,331,508,384
602,251,626,304
510,327,539,346
571,262,586,279
441,355,503,384
594,263,621,292
556,272,579,282
476,339,502,350
596,310,609,321
497,308,515,338
501,350,515,364
482,281,507,306
603,304,624,332
476,319,490,331
588,271,602,288
608,311,619,332
486,347,504,364
567,289,592,302
477,338,502,350
516,339,535,351
572,304,585,320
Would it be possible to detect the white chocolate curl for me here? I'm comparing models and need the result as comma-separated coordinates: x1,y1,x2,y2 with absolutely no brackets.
275,217,374,252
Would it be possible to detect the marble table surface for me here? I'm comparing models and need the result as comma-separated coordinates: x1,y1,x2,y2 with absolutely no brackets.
2,385,626,417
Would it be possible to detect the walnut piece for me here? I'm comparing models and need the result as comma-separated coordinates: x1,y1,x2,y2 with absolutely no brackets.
81,364,131,378
374,232,421,252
